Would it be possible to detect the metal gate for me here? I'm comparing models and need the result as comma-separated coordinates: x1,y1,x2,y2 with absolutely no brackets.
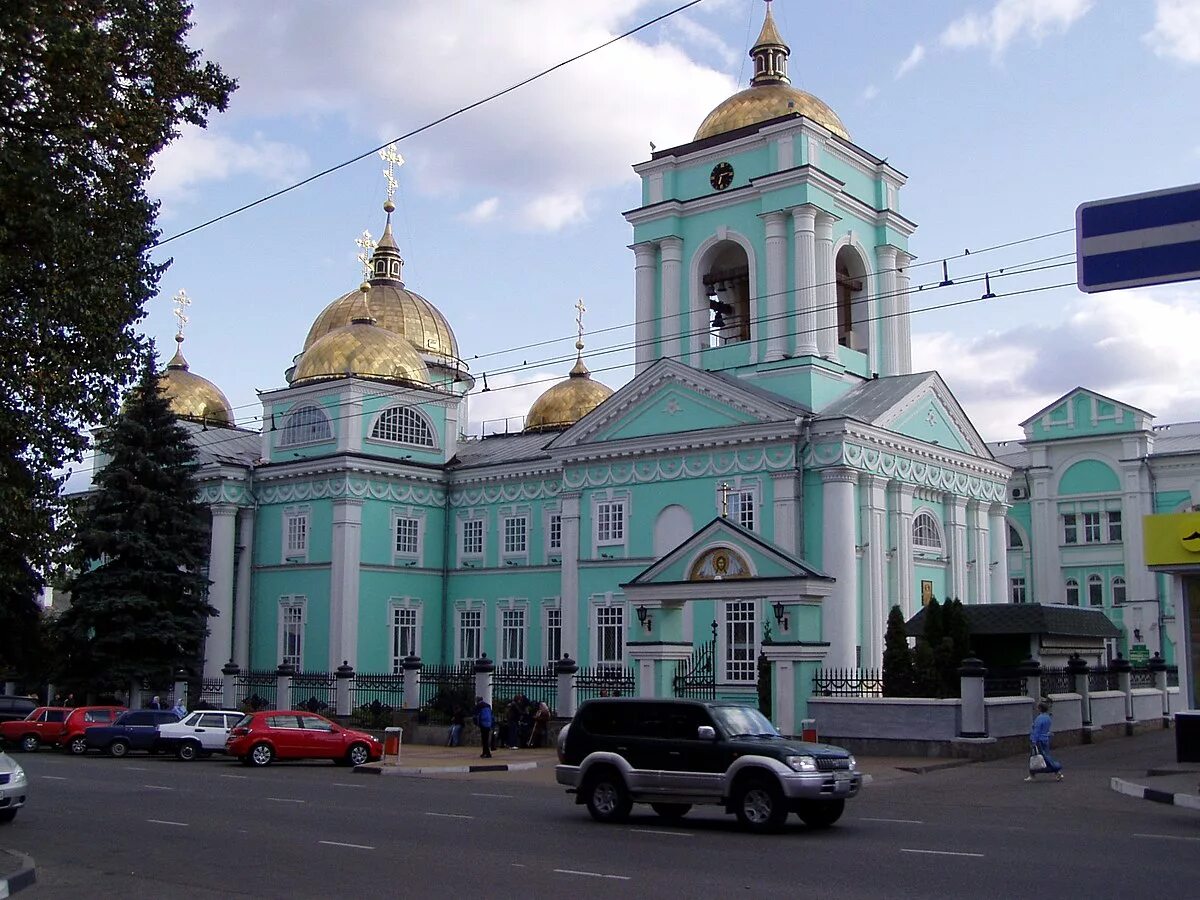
673,637,717,699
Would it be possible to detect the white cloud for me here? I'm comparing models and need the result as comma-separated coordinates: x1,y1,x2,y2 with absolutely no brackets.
1145,0,1200,64
915,285,1200,439
149,126,309,206
940,0,1094,57
861,84,879,102
467,369,561,435
666,16,739,68
460,197,500,224
520,191,587,232
895,43,926,78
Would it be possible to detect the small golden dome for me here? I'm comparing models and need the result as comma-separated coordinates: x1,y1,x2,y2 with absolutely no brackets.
524,355,613,433
291,320,430,387
159,337,234,426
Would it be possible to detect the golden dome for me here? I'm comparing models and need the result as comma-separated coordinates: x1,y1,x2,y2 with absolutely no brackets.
292,320,431,387
159,337,234,426
525,355,613,433
694,2,848,142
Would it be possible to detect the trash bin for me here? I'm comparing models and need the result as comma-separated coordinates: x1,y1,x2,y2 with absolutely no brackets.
1175,712,1200,763
382,726,403,766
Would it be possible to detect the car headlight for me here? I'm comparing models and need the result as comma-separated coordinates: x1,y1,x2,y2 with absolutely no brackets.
847,755,857,770
12,763,24,780
784,754,817,772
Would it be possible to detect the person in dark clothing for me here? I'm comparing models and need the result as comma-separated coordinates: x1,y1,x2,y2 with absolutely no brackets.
505,696,522,750
518,698,535,748
447,705,465,747
473,696,494,758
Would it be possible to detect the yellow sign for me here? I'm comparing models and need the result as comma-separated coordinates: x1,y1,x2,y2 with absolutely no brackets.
1143,511,1200,567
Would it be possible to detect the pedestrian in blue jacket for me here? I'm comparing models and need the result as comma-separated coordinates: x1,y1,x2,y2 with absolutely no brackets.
473,697,494,759
1026,701,1063,781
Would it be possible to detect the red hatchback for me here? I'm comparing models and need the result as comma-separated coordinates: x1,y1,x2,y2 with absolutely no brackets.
226,711,383,768
58,706,126,755
0,707,70,752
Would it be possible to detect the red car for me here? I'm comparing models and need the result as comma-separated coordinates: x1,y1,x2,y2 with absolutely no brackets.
226,711,383,768
0,707,70,752
58,706,126,755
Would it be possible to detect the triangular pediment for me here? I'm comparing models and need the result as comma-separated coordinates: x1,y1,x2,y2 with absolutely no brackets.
1019,387,1153,442
547,359,805,451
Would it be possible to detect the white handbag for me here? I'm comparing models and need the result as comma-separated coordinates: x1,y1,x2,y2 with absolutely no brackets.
1029,749,1048,772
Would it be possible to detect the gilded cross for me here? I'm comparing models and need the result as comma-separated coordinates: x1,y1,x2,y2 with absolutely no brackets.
574,297,587,346
379,143,405,202
719,482,731,517
172,289,191,336
355,230,376,279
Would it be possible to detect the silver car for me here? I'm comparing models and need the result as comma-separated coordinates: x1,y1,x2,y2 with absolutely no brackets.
0,748,28,823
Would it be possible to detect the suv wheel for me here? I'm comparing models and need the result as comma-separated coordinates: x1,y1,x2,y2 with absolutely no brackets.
69,736,87,755
177,740,201,762
346,743,370,767
650,803,691,821
796,799,845,828
249,743,273,767
108,739,130,758
19,734,38,753
733,776,788,833
583,769,632,824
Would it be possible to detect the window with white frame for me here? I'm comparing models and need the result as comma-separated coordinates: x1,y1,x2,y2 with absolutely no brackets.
595,604,624,665
390,606,419,673
283,508,308,560
1087,574,1103,607
280,406,332,446
458,608,483,663
500,608,525,667
1107,510,1122,542
723,600,757,682
728,489,756,531
461,518,484,558
1112,576,1126,604
548,514,562,552
913,511,942,550
545,606,562,664
371,406,435,447
1010,577,1027,603
596,500,625,545
1063,513,1078,545
394,515,420,558
279,598,305,668
1083,512,1102,544
1065,578,1080,606
503,516,527,556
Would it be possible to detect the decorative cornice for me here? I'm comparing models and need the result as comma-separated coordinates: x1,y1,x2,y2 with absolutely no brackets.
562,444,796,490
197,483,252,506
258,476,445,506
449,480,560,507
808,440,1008,502
820,466,857,484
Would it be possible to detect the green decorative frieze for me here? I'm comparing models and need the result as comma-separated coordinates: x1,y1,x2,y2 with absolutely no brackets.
564,445,795,489
197,484,251,505
259,477,444,506
806,442,1006,502
450,480,560,507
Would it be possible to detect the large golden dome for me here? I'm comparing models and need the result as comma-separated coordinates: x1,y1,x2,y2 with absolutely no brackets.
159,336,234,426
694,3,847,143
525,355,613,433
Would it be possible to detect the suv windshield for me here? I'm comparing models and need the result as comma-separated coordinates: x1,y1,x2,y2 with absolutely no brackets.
710,705,779,738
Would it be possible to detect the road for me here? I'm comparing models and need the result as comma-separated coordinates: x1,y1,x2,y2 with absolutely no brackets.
4,732,1198,898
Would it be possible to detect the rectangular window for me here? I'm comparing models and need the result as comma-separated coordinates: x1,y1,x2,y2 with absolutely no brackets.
1083,512,1101,544
596,501,625,544
1107,510,1122,542
729,490,756,531
1062,513,1077,545
285,512,308,558
724,600,757,682
1066,581,1080,606
390,607,418,673
279,599,305,669
461,519,483,557
545,607,562,664
394,517,419,556
503,516,527,555
1010,577,1027,604
458,609,482,663
548,515,562,551
596,605,624,665
501,609,525,667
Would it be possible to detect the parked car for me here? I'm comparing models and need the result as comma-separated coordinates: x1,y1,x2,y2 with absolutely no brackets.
157,709,245,760
556,698,862,833
0,749,28,824
58,706,126,755
0,695,37,724
84,709,180,756
0,707,69,752
225,711,383,767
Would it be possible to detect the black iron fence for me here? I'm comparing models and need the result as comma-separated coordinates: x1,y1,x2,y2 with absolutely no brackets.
348,673,405,728
418,663,474,725
673,639,716,700
811,668,883,698
198,677,224,709
575,665,634,702
1040,667,1073,695
292,672,336,715
492,664,557,714
983,669,1028,698
1089,669,1121,692
235,670,278,711
1167,666,1179,687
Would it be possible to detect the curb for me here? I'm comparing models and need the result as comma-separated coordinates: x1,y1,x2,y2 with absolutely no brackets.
354,760,542,776
895,759,976,775
1109,777,1200,811
0,849,37,897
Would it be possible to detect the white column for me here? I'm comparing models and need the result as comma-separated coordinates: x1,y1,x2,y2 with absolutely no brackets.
967,500,988,604
988,503,1008,605
861,474,888,667
234,507,255,668
1029,470,1057,604
946,495,968,602
771,471,801,556
895,250,913,374
659,236,684,363
821,467,858,668
889,483,916,617
560,492,582,661
814,212,838,359
329,498,363,670
632,242,658,374
792,206,818,356
875,245,900,377
204,505,238,679
338,390,363,453
763,211,788,361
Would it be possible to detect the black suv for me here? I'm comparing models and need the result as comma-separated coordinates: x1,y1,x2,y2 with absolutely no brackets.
556,698,861,832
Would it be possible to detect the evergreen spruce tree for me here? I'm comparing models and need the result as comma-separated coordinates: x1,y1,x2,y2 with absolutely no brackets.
59,356,214,691
882,605,915,697
914,597,945,696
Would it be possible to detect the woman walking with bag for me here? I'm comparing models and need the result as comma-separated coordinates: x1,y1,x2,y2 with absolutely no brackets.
1026,701,1064,782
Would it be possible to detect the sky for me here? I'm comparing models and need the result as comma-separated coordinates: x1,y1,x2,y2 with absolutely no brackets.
135,0,1200,453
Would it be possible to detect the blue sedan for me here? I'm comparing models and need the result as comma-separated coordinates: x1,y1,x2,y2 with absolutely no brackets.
84,709,181,757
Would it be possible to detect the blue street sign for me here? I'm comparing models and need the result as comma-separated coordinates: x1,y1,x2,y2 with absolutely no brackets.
1076,182,1200,293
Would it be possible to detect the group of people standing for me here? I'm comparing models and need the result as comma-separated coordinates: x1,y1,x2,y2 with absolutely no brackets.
461,695,551,758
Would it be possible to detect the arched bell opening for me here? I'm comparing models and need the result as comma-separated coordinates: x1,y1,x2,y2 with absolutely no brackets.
701,241,753,348
835,246,870,355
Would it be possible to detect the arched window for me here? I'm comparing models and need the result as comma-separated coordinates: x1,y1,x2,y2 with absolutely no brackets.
1065,578,1080,606
913,511,942,550
1087,574,1103,607
1007,523,1023,549
371,406,434,447
835,248,866,351
280,405,332,446
703,242,751,347
1112,576,1126,605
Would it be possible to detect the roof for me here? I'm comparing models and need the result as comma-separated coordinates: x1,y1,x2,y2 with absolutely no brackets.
706,370,811,417
817,372,933,423
450,431,554,469
1150,420,1200,457
986,441,1030,468
183,422,261,467
905,603,1121,639
1019,386,1153,430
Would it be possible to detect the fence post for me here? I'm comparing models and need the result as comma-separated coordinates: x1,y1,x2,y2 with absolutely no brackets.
222,660,240,710
335,660,354,717
1148,652,1169,718
1067,653,1091,729
958,657,987,738
474,654,495,708
172,669,189,711
1018,657,1042,703
402,655,422,711
276,662,296,710
555,654,578,719
129,679,144,710
1111,653,1133,727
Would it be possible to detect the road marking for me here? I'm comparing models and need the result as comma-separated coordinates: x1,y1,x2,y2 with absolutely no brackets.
144,785,174,791
860,817,924,825
125,766,149,771
41,775,67,781
471,792,514,799
220,774,248,780
319,840,375,851
425,812,474,820
629,828,692,838
332,782,365,788
900,849,984,858
554,869,630,881
147,819,189,827
268,798,305,803
1132,833,1200,843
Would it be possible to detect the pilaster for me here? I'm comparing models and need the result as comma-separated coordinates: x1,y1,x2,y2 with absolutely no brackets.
792,206,818,356
861,474,888,667
889,482,916,616
895,250,913,374
966,500,988,604
875,245,900,377
204,504,238,679
234,506,255,668
560,492,581,660
820,467,858,668
763,210,789,361
771,470,801,556
988,503,1008,605
814,212,838,359
660,236,684,363
329,498,363,670
946,495,969,602
632,241,658,374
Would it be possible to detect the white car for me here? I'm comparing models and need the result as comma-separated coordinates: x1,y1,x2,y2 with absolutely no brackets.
0,749,27,823
156,710,245,761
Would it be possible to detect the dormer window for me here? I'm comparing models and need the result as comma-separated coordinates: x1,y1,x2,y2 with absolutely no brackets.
280,405,332,446
371,406,435,447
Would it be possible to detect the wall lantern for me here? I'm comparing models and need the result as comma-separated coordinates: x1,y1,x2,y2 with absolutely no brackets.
771,600,789,633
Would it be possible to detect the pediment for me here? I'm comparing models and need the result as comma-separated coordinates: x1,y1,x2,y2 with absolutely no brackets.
1019,387,1152,442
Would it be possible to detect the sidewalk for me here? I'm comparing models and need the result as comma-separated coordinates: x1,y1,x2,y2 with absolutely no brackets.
1105,726,1200,812
0,848,36,896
